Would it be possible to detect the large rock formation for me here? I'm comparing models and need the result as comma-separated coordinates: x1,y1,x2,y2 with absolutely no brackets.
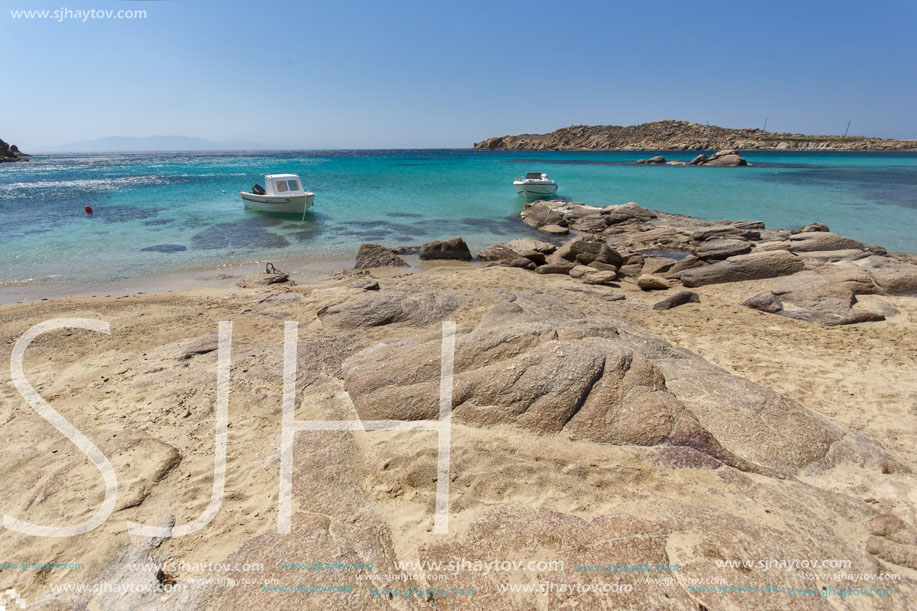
653,290,700,310
341,292,853,477
788,231,866,253
680,251,806,287
473,120,917,151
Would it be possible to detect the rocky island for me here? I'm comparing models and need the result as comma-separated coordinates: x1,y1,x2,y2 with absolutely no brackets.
0,138,29,162
474,120,917,151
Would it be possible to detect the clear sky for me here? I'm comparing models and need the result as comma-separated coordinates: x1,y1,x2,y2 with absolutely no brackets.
3,0,916,149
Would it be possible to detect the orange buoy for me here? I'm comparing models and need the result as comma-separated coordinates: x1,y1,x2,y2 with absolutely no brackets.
84,205,93,214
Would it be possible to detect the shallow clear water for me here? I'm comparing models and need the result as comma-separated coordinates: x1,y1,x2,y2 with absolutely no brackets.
1,149,915,283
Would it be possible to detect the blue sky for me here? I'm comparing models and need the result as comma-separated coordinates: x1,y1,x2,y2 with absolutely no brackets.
3,0,916,149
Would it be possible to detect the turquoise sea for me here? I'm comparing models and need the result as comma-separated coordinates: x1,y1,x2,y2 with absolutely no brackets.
1,150,916,284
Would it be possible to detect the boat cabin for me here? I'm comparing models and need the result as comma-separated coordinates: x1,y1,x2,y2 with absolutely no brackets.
525,172,546,180
264,174,305,196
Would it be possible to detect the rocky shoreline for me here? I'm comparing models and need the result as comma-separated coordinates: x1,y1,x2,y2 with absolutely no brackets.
357,200,917,326
473,120,917,151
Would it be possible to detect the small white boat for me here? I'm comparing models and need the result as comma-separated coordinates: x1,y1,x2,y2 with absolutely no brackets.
241,174,315,214
513,172,558,199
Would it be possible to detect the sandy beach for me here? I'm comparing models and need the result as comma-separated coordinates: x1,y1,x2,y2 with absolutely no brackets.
1,201,915,610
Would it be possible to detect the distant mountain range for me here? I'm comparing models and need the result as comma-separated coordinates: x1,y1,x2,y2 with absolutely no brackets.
45,135,267,152
474,120,917,151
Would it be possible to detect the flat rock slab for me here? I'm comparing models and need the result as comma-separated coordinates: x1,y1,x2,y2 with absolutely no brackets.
569,265,593,278
788,231,865,253
582,270,617,285
536,262,575,274
653,290,700,310
503,237,557,254
694,238,752,260
588,260,617,272
681,250,805,287
603,201,658,224
741,263,902,325
641,256,676,275
539,223,570,235
175,332,220,360
795,249,870,263
744,291,886,326
317,292,459,328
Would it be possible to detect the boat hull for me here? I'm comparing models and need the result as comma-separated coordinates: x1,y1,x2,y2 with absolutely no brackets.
241,192,315,214
513,182,558,198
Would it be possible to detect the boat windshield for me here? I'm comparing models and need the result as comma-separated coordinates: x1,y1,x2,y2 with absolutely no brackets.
286,179,300,191
525,172,544,180
275,180,288,193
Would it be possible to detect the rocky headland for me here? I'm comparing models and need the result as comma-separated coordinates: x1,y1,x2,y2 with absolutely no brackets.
1,202,915,609
474,120,917,151
0,138,29,162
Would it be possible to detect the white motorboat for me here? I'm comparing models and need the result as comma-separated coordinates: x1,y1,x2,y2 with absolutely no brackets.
513,172,558,199
241,174,315,214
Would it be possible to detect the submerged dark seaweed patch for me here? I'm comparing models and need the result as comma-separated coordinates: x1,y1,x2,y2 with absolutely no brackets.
749,166,917,210
191,219,290,250
95,205,163,223
141,244,187,253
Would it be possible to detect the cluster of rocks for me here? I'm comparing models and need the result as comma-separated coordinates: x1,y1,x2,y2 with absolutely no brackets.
481,235,621,283
0,138,28,162
637,149,748,167
354,237,473,269
511,200,916,324
472,120,917,151
346,199,917,325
